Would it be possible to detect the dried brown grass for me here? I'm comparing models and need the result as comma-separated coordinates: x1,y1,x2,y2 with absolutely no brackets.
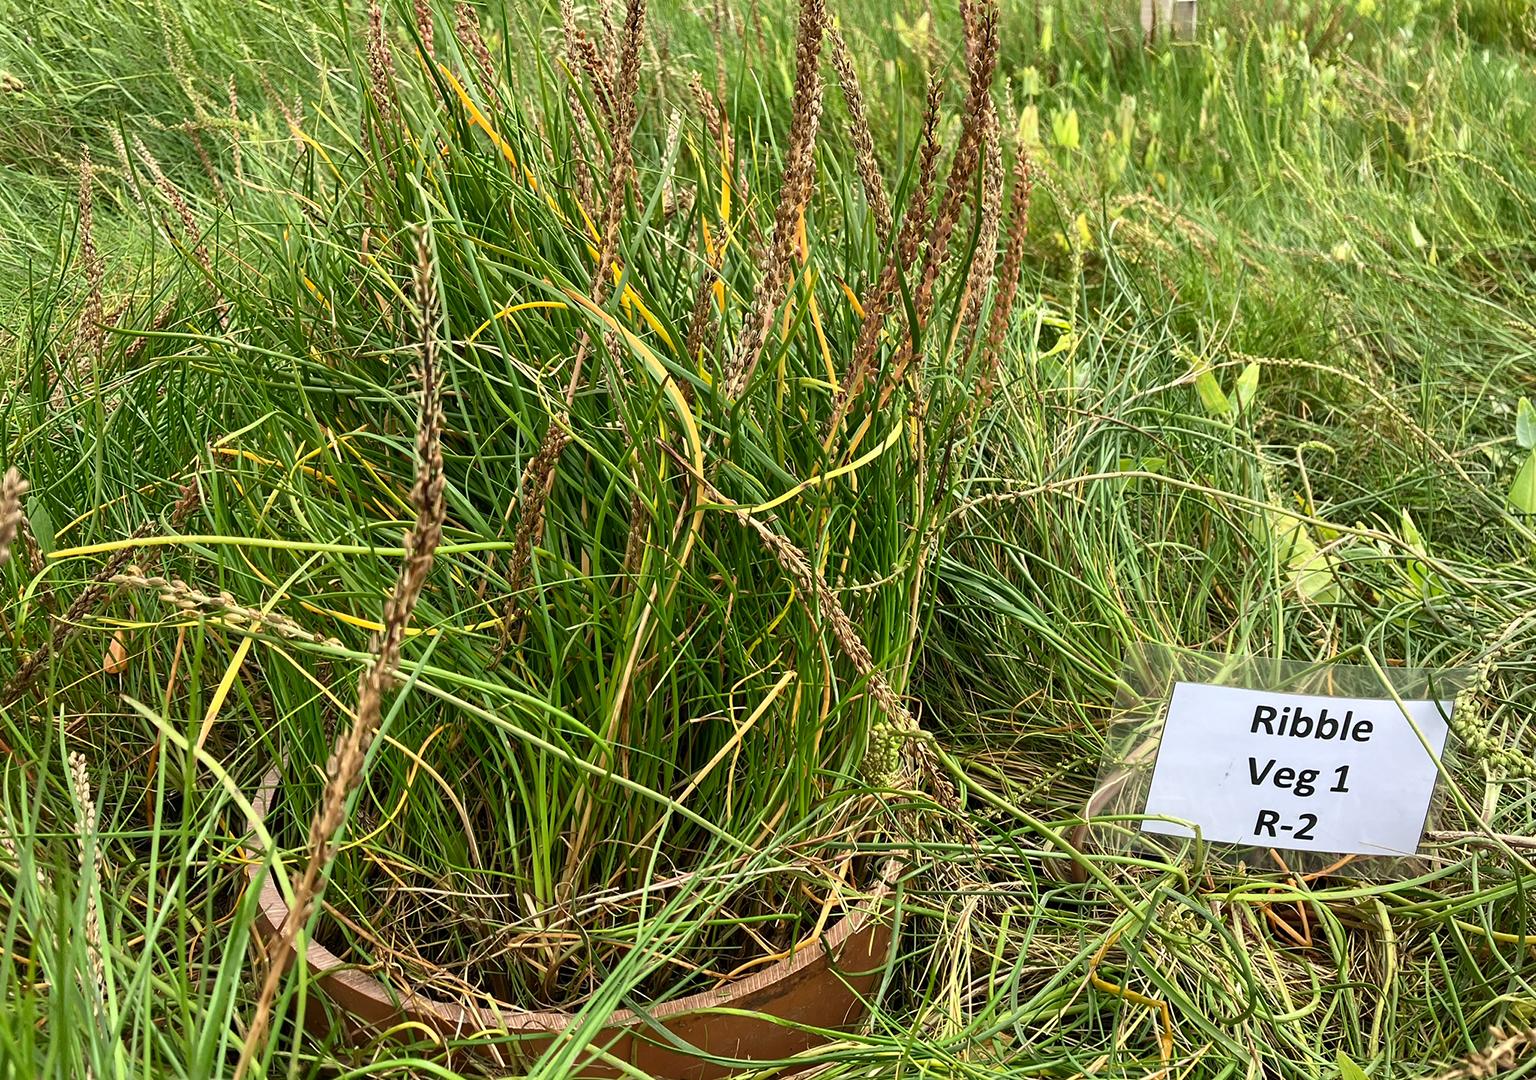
1427,1026,1536,1080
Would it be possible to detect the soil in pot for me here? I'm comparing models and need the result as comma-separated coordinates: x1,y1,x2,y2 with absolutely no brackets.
262,750,891,1014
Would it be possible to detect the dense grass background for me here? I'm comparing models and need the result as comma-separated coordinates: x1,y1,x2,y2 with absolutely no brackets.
4,0,1536,1077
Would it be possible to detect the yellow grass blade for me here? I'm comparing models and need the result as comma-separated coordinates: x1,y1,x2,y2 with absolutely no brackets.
465,300,568,345
747,419,905,515
838,279,866,320
561,287,705,577
440,65,518,169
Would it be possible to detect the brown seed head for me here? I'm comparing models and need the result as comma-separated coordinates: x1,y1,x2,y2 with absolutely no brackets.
696,478,950,804
111,566,338,645
68,751,107,1016
903,77,946,273
414,0,436,60
78,150,104,360
683,241,725,372
822,78,941,442
915,0,998,321
237,229,445,1077
829,25,891,245
723,0,826,400
228,76,243,186
499,0,645,654
498,423,571,652
562,0,615,119
367,0,400,127
952,101,1004,356
876,1,998,407
611,0,646,144
564,86,600,212
187,127,227,203
689,74,723,140
133,136,210,274
979,147,1036,404
454,3,501,111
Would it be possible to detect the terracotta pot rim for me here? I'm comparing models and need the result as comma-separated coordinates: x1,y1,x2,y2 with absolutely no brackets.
245,768,897,1037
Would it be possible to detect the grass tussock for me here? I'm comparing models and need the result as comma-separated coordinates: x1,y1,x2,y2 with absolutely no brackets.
3,0,1536,1077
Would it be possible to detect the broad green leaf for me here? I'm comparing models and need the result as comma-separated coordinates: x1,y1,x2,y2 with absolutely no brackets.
1115,456,1166,489
1337,1053,1370,1080
23,498,52,556
1517,397,1536,450
1039,329,1076,359
1193,366,1230,416
1400,509,1434,597
1074,213,1093,251
1510,449,1536,515
1260,508,1337,602
1018,104,1042,147
1234,361,1259,412
893,11,932,54
1052,107,1079,150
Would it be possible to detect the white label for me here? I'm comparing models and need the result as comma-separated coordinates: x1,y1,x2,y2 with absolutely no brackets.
1141,681,1452,857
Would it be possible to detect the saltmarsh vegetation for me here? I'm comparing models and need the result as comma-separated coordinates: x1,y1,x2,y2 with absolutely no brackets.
12,0,1024,1067
4,0,1536,1077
